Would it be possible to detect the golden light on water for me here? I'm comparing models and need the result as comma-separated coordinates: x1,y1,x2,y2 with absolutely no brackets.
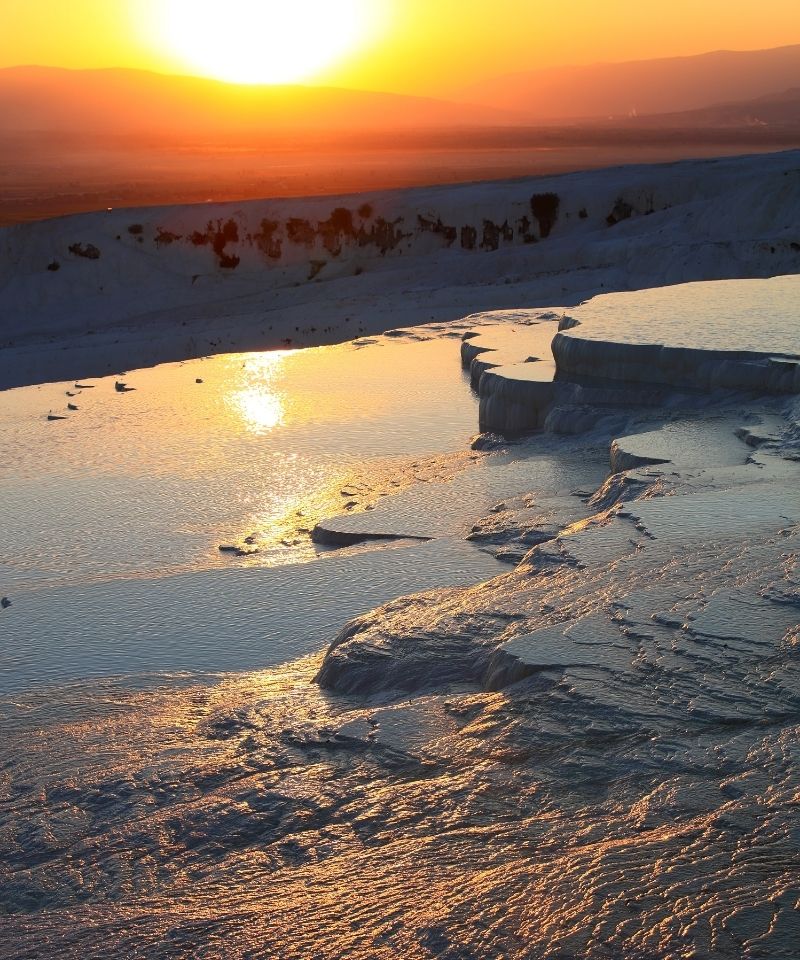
230,352,288,433
234,388,284,433
156,0,379,85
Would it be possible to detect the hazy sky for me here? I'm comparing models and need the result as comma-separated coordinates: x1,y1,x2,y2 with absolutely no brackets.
3,0,800,93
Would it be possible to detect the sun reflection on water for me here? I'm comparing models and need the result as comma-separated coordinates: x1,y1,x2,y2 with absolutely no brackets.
229,352,289,434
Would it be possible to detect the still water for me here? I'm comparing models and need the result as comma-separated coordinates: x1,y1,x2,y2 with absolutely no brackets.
0,333,509,691
1,335,480,593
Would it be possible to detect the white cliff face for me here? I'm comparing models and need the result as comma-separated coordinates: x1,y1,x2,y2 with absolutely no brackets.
1,150,800,389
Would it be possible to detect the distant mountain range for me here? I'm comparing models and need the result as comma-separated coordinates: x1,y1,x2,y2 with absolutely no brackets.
0,66,514,138
1,44,799,144
455,44,800,121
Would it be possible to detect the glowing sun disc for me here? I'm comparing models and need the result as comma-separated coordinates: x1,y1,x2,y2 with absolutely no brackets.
159,0,374,85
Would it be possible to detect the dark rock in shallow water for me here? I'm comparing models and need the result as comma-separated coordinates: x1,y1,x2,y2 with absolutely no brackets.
310,522,426,547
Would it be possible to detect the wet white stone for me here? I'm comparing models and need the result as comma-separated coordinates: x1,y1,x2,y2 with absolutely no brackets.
610,416,754,471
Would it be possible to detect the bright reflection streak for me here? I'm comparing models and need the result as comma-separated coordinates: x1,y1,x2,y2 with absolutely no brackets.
229,352,288,434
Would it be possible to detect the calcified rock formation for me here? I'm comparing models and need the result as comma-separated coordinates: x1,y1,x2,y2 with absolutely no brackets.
1,277,798,957
311,277,800,958
313,420,800,958
554,277,800,393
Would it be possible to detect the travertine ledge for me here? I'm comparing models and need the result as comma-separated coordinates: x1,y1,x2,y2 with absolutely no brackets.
475,275,800,435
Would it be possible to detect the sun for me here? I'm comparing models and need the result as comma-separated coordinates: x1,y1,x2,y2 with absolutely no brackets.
157,0,377,85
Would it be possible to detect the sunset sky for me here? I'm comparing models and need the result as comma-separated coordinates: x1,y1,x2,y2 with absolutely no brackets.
2,0,800,93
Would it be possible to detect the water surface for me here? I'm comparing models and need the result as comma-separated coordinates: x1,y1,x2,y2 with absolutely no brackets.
1,335,478,594
0,333,513,690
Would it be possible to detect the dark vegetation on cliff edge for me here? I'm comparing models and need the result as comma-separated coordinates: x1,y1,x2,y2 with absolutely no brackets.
55,185,697,275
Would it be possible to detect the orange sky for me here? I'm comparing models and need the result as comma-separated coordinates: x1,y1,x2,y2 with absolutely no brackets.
2,0,800,93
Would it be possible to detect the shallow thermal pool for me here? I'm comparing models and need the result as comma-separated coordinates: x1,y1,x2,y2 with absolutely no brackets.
0,332,515,690
0,334,481,592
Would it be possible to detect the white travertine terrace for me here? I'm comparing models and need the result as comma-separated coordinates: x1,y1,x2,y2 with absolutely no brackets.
474,275,800,434
555,274,800,393
563,276,800,355
460,315,560,388
314,380,800,957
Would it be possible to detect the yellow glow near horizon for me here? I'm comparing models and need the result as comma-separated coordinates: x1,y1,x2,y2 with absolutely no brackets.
156,0,378,84
2,1,800,95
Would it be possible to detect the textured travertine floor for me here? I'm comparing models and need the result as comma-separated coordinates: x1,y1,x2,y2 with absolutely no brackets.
564,274,800,355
